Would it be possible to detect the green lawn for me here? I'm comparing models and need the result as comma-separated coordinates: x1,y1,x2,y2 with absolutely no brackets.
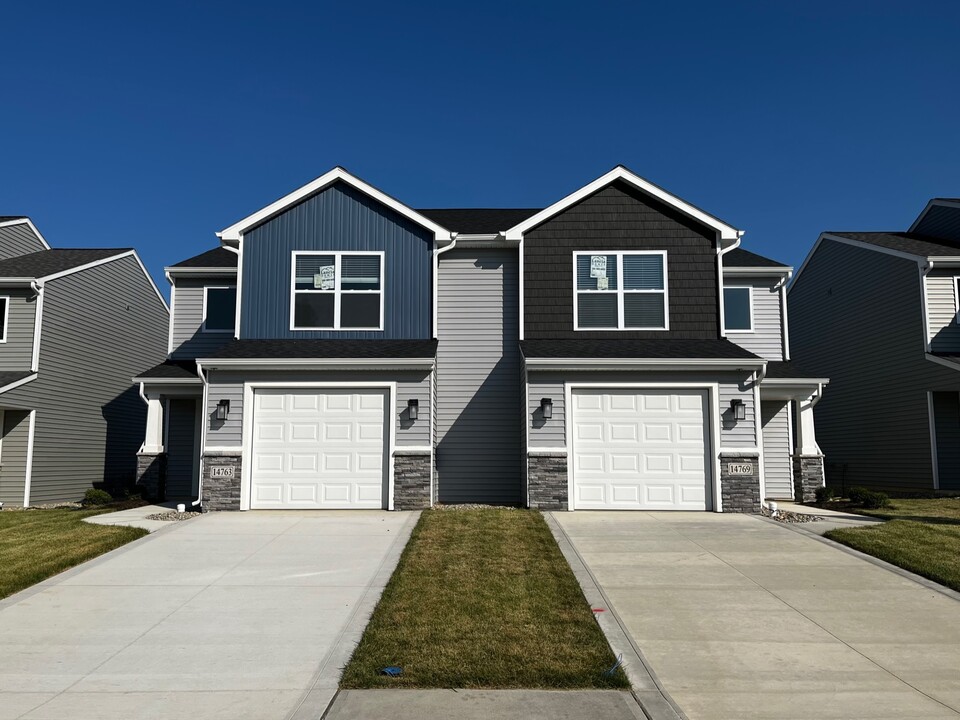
340,509,629,689
825,498,960,592
0,508,147,599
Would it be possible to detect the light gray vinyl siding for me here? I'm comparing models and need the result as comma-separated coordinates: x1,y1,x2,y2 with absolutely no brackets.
932,392,960,491
926,270,960,352
0,288,37,371
914,204,960,242
2,255,169,504
204,369,431,448
789,239,960,494
761,400,793,499
526,370,757,449
724,276,784,360
165,398,199,499
436,248,521,504
170,278,236,358
0,410,31,505
0,222,46,261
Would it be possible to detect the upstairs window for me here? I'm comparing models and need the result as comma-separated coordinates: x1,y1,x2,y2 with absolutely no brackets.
723,287,753,332
291,252,384,330
0,297,8,342
573,251,668,330
202,287,236,332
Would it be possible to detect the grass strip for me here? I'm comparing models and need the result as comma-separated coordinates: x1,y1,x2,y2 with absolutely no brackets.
341,509,629,689
0,508,147,599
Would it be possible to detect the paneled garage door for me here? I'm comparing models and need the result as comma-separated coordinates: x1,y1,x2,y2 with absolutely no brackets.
571,388,712,510
250,388,388,509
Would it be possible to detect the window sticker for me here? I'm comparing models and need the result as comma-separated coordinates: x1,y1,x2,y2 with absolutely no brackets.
596,276,609,290
590,255,607,279
314,265,335,290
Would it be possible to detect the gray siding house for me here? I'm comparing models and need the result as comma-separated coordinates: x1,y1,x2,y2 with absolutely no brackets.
0,217,169,506
790,199,960,494
135,167,826,512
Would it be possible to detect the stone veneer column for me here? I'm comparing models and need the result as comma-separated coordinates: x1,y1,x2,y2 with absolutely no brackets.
528,452,568,511
394,450,431,510
136,453,165,502
201,451,242,511
719,453,762,513
793,455,824,503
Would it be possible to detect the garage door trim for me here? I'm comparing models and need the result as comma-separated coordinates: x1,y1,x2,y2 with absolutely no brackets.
239,381,396,511
565,382,721,512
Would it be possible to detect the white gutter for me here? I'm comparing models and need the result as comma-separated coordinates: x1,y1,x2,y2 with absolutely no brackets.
194,361,209,508
433,233,459,337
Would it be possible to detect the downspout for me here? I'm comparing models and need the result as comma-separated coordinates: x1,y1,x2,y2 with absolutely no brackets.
137,381,148,454
717,232,743,337
432,233,459,337
193,361,209,507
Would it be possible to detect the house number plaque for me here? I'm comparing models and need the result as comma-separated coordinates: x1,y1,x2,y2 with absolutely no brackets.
727,463,754,475
210,466,235,479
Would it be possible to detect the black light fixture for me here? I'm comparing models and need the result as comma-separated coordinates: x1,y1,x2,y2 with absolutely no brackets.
407,399,419,420
540,397,553,420
730,398,746,421
215,399,230,421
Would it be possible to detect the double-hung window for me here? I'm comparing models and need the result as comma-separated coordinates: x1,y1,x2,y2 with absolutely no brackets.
202,287,236,333
573,251,668,330
723,286,753,332
291,252,384,330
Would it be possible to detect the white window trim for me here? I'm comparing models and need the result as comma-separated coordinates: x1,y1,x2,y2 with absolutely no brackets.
0,296,9,343
723,285,754,333
954,277,960,326
289,251,385,331
201,286,237,333
572,251,669,331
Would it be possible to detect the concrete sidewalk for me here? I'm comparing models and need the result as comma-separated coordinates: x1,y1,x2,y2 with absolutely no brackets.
83,501,189,533
772,501,886,534
0,510,417,720
553,511,960,720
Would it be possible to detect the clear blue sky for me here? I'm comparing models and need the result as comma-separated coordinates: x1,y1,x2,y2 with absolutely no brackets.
2,1,958,295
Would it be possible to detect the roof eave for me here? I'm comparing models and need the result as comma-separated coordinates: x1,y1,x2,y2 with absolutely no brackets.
522,357,765,371
217,167,453,243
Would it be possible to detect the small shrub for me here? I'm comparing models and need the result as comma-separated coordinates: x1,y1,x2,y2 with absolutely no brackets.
815,486,836,503
860,490,890,509
848,487,870,504
83,488,113,506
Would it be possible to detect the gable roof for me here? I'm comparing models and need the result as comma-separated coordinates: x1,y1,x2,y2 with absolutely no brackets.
168,247,238,269
910,197,960,233
725,248,790,269
827,231,960,259
503,166,742,244
0,217,52,250
0,248,133,279
416,208,539,235
218,167,452,243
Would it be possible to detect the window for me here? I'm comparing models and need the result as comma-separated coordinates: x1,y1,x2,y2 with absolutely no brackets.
573,252,668,330
723,287,753,332
955,277,960,325
0,296,8,342
291,252,384,330
202,287,236,332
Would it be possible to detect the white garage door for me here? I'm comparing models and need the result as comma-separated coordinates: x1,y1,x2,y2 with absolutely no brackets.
572,388,711,510
250,388,388,509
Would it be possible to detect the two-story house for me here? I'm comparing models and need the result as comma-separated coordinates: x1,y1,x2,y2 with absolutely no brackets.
134,167,826,512
0,216,169,506
790,198,960,495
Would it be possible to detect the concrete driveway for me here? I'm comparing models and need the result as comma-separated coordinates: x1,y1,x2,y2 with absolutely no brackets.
0,510,417,720
552,512,960,720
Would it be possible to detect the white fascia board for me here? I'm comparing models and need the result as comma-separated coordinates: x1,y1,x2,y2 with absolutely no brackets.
0,278,40,286
39,250,170,311
0,372,38,395
909,199,960,232
195,358,436,371
723,266,793,276
131,376,202,385
0,218,51,250
760,377,830,386
790,233,924,293
522,358,765,371
217,167,453,243
925,353,960,372
164,267,238,276
503,166,742,243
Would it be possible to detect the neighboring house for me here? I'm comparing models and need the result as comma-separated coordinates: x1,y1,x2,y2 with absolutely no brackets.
134,166,826,512
0,216,169,506
790,198,960,495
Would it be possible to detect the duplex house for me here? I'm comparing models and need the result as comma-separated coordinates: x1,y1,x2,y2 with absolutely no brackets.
134,167,826,512
790,198,960,495
0,217,169,506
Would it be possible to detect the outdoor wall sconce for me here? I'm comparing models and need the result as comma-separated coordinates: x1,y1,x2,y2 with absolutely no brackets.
730,398,746,421
215,399,230,421
540,397,553,420
407,399,419,420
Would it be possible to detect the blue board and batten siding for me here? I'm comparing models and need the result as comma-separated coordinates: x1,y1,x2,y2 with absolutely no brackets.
240,182,433,340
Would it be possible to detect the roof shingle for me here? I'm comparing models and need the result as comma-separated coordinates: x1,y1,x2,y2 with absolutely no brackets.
828,232,960,258
520,338,761,360
416,209,540,234
0,249,130,279
205,339,438,360
725,248,790,268
170,247,238,269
